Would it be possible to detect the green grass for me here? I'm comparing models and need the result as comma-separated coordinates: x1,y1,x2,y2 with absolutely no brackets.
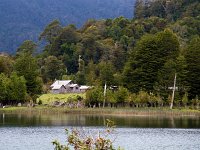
37,93,86,105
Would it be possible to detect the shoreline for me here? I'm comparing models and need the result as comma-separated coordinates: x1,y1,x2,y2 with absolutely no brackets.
0,106,200,117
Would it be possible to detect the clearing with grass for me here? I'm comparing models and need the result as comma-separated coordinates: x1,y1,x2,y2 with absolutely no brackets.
37,93,86,105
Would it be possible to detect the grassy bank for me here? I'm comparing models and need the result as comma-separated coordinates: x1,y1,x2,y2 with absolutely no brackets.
0,106,200,117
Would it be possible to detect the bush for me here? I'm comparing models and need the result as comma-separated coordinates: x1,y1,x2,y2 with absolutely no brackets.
52,119,122,150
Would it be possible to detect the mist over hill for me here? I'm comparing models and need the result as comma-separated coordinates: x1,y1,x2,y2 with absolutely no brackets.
0,0,135,53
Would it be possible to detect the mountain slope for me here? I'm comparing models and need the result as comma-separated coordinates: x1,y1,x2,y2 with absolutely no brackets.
0,0,135,53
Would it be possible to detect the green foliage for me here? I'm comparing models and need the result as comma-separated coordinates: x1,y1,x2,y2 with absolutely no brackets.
135,91,150,105
98,61,115,86
182,92,188,107
185,36,200,99
85,87,103,106
123,29,179,93
75,72,86,85
39,20,62,44
42,56,66,81
0,56,13,75
85,61,98,85
49,25,80,56
14,53,42,100
0,73,10,103
106,89,117,105
1,0,200,107
115,87,129,104
0,73,27,104
129,91,163,107
61,43,78,74
8,72,27,103
134,0,200,21
16,40,37,55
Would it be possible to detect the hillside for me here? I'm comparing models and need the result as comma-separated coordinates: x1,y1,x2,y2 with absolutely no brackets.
0,0,200,106
0,0,135,53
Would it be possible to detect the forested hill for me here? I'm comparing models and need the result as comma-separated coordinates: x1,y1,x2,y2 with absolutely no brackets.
0,0,200,105
0,0,135,53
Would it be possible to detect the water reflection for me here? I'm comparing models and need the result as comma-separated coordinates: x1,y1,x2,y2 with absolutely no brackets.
0,112,200,128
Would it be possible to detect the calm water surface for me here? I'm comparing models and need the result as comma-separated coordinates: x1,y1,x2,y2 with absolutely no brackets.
0,112,200,150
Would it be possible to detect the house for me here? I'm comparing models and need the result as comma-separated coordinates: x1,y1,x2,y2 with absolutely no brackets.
50,80,91,94
51,80,73,94
51,85,66,94
51,80,73,88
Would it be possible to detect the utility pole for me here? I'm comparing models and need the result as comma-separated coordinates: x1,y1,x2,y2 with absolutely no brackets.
170,73,177,109
103,83,107,108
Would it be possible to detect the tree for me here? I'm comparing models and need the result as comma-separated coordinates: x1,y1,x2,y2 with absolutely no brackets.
176,55,188,96
156,29,179,61
61,43,78,74
0,56,13,75
14,53,42,100
85,61,98,85
123,29,179,93
16,40,37,55
0,73,10,104
0,72,27,104
123,34,159,93
134,0,145,19
42,56,66,81
110,43,126,71
185,36,200,99
115,87,129,105
79,34,104,64
98,61,115,86
49,25,79,56
8,72,27,103
39,20,62,44
156,59,177,99
106,89,117,106
85,87,103,107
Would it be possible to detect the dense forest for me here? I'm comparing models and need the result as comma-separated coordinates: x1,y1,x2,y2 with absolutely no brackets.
0,0,135,53
0,0,200,107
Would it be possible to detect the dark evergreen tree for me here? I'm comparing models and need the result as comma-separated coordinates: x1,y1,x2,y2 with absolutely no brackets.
185,36,200,99
123,29,179,93
15,53,42,100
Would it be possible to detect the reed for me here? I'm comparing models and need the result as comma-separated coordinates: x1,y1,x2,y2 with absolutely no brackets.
0,106,199,117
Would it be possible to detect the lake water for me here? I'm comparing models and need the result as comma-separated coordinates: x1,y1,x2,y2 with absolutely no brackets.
0,112,200,150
